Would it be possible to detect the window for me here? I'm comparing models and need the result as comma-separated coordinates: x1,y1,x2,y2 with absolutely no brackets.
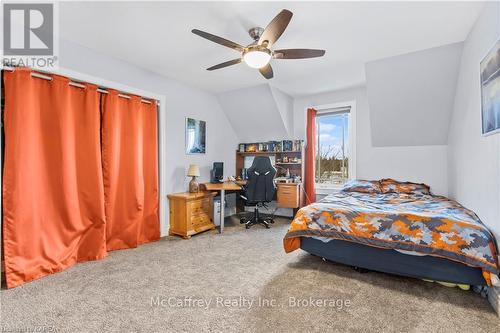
315,106,352,188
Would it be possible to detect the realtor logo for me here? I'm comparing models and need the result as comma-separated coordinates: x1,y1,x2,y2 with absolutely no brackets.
2,2,58,69
4,3,53,55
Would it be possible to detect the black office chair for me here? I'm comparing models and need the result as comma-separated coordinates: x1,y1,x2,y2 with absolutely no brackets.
239,156,277,229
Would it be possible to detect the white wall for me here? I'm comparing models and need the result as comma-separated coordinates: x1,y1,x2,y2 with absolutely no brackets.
217,84,290,142
270,86,294,137
448,2,500,240
60,40,239,236
294,86,449,195
366,42,463,147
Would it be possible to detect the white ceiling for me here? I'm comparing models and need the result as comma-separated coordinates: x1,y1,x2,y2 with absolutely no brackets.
60,1,484,97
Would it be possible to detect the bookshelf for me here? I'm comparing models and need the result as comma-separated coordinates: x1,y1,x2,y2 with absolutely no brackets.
235,141,305,182
235,140,306,212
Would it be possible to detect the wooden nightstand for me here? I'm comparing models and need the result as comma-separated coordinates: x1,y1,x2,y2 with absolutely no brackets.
167,191,216,239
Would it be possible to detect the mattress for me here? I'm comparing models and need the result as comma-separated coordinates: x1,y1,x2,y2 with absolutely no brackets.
284,191,499,284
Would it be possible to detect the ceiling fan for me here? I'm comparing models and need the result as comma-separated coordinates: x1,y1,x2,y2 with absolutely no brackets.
192,9,326,79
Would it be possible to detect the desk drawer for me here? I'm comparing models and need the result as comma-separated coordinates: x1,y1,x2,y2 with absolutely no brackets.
189,198,211,213
190,212,212,228
277,185,299,208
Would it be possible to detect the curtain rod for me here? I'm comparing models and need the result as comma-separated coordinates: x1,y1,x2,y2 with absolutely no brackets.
2,66,157,105
316,106,351,115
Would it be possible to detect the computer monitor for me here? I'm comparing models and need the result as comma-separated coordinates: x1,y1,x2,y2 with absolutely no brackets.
212,162,223,182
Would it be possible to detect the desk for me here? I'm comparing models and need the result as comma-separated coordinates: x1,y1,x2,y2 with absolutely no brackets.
200,181,242,234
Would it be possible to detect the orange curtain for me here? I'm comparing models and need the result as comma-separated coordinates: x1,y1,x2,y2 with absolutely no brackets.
2,68,107,288
304,108,317,204
101,91,160,251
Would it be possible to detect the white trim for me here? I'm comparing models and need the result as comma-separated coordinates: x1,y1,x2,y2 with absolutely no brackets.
349,100,357,179
316,183,343,194
1,66,169,237
313,99,357,186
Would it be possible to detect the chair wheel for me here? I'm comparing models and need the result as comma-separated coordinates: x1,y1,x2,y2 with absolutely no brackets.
245,224,250,229
265,224,270,229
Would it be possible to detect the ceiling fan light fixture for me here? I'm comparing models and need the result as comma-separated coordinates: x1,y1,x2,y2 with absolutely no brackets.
192,9,326,79
243,47,272,69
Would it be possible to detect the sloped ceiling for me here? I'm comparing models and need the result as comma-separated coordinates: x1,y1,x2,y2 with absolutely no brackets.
217,84,293,142
365,42,463,147
59,1,483,96
269,86,294,135
223,42,464,146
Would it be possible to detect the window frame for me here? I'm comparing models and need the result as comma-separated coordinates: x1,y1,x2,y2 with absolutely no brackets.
312,100,357,193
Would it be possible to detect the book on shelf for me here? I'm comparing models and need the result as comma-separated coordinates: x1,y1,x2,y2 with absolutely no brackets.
282,140,293,151
238,140,304,153
292,140,303,152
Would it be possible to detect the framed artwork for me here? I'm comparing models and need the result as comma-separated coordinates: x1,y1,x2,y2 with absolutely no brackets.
185,117,206,154
480,39,500,135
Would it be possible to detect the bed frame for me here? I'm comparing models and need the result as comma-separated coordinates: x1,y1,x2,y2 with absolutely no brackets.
300,237,487,286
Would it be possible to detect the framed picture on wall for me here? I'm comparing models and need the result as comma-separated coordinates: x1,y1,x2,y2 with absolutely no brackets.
185,118,206,154
480,39,500,136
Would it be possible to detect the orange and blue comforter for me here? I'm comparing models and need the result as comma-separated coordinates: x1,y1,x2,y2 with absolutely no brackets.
284,191,499,283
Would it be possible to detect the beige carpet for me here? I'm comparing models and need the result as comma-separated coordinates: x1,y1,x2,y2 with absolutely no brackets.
1,217,498,332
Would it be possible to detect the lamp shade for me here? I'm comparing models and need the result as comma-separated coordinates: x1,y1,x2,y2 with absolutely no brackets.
187,164,200,177
243,50,271,69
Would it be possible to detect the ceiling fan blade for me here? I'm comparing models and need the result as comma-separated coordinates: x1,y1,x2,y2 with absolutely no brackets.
258,9,293,48
207,58,242,71
192,29,244,52
259,64,274,79
274,49,326,59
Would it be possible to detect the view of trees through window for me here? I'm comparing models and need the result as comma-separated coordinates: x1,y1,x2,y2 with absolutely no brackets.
315,112,349,186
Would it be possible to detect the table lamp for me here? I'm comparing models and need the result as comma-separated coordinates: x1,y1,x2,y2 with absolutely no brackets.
187,164,200,193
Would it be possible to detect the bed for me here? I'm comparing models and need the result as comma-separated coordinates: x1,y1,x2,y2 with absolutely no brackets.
283,179,499,286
